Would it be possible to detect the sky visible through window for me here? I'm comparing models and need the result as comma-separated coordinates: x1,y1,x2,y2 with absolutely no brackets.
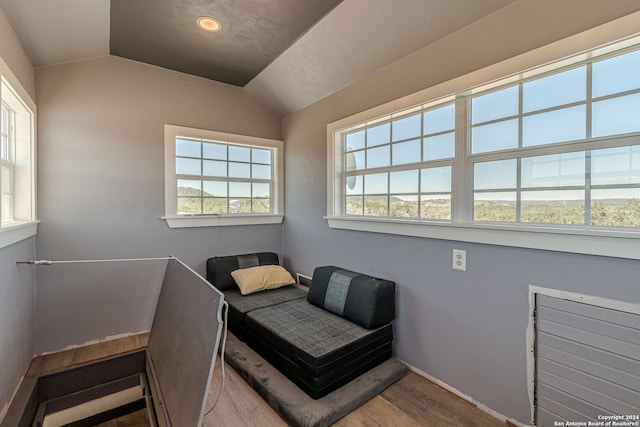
342,47,640,226
175,138,273,215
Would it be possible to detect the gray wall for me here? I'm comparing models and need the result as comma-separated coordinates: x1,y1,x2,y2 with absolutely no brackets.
0,238,35,420
282,1,640,424
35,55,283,354
34,259,168,355
0,7,35,420
0,7,34,98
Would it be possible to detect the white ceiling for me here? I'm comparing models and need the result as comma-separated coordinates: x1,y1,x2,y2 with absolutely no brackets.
0,0,517,116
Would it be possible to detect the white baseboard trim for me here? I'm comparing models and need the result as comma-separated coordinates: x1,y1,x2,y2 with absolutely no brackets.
398,359,532,427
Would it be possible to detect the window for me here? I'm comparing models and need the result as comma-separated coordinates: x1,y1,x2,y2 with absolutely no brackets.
343,104,454,220
1,102,14,223
470,53,640,227
163,125,283,228
327,32,640,260
0,72,37,248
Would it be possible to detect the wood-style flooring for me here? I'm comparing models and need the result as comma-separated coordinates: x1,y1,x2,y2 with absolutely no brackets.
26,333,150,378
26,334,507,427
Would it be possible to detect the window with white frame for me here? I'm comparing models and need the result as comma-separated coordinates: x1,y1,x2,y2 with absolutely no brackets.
163,125,284,228
344,103,455,220
328,34,640,259
1,102,14,223
0,74,36,247
470,50,640,227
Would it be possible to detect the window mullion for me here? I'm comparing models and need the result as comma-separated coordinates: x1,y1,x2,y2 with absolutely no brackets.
418,110,424,219
585,151,592,225
516,83,524,221
516,158,522,222
250,148,254,214
585,62,593,226
386,162,392,215
200,141,204,214
387,172,391,217
226,181,230,214
453,96,470,222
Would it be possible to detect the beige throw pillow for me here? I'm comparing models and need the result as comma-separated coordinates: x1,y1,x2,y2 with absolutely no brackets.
231,265,296,295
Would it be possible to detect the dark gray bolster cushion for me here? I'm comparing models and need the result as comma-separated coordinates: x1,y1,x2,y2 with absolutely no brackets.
307,266,396,329
206,252,279,291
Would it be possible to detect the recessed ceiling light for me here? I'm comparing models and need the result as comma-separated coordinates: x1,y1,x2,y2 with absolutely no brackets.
197,17,222,32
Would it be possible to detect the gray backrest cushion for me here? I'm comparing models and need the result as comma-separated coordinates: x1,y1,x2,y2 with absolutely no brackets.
206,252,279,291
307,266,396,329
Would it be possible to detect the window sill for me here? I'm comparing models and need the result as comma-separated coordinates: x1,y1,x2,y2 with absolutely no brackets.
325,216,640,260
0,220,39,249
163,214,284,229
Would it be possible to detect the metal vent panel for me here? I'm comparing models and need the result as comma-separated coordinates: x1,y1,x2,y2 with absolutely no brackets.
535,294,640,425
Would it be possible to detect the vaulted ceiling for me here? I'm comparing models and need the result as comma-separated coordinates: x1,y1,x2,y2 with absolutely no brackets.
0,0,517,115
109,0,343,86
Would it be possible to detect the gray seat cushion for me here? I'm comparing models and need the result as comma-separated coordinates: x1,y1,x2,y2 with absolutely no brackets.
245,298,392,371
223,287,307,340
245,298,393,398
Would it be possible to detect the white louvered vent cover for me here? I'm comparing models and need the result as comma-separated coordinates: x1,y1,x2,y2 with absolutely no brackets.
535,295,640,425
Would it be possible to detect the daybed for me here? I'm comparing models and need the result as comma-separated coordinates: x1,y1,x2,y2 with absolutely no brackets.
206,252,396,399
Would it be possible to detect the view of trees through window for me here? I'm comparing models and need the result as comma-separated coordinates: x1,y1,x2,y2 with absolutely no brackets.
342,46,640,228
175,138,273,215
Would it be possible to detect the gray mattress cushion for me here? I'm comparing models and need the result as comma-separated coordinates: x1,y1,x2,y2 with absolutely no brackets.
224,287,308,340
245,298,392,368
224,286,308,316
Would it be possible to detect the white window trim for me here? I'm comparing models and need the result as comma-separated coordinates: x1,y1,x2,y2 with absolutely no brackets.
0,220,39,248
0,56,37,249
327,14,640,260
163,124,284,228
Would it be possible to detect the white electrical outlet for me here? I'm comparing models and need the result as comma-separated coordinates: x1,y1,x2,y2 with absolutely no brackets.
452,249,466,271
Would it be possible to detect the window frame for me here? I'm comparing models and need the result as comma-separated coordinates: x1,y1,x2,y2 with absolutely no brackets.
466,55,640,226
1,101,15,224
341,102,456,221
163,124,284,228
0,60,38,249
327,28,640,261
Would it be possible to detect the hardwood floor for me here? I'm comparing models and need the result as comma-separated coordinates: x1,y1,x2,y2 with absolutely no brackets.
204,361,285,427
27,334,506,427
336,372,506,427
